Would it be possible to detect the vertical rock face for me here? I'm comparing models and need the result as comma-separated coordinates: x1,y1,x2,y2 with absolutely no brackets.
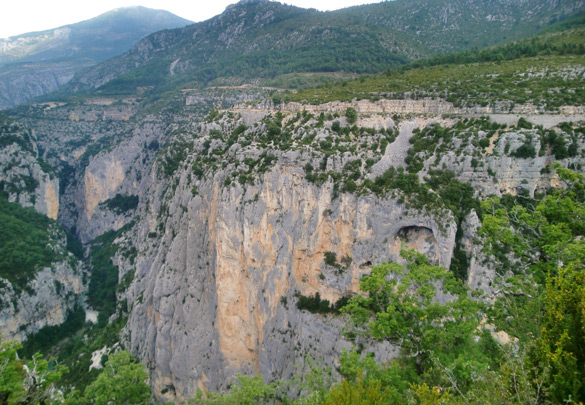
0,260,84,342
51,118,168,244
111,108,585,401
84,159,126,220
0,117,83,343
11,100,585,401
123,155,456,401
0,122,59,219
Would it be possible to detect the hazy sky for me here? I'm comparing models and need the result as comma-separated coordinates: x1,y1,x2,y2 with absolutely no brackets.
0,0,382,39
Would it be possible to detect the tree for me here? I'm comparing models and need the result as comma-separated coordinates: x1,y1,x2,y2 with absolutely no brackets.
531,259,585,403
20,353,68,404
345,108,358,125
0,341,23,404
192,375,278,405
82,351,151,405
0,340,67,405
479,163,585,403
343,249,489,396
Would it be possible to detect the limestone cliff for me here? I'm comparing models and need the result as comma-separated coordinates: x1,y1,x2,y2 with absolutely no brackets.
0,259,84,342
13,98,585,401
101,107,582,401
123,154,455,401
0,118,59,219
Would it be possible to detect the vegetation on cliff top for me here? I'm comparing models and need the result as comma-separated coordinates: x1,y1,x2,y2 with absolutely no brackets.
287,27,585,109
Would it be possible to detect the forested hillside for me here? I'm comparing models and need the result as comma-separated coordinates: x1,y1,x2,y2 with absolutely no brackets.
62,0,584,96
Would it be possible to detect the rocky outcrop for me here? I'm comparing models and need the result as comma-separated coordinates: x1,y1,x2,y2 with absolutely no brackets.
0,259,84,342
235,97,585,117
0,120,60,219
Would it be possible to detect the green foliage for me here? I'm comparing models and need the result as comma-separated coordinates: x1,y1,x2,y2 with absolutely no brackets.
323,251,337,267
87,223,134,322
101,194,139,215
0,192,65,294
194,375,278,405
480,164,585,403
0,340,24,404
517,117,533,129
295,292,350,315
324,376,387,405
345,108,357,125
78,351,151,405
366,167,477,227
343,249,489,395
480,163,585,279
0,341,68,404
289,30,585,110
65,229,85,260
511,135,536,158
534,263,585,402
20,353,68,404
19,304,86,359
55,317,128,393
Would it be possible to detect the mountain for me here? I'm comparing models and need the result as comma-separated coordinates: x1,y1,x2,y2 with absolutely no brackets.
0,7,192,65
63,0,584,96
0,7,192,109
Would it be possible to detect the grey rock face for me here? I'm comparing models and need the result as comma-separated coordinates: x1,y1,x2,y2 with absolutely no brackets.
118,121,456,400
0,60,95,110
96,108,583,401
14,98,585,401
0,259,84,342
0,126,60,219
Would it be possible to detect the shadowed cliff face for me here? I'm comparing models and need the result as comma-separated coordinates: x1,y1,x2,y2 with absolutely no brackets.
0,117,85,342
0,261,84,342
0,120,60,219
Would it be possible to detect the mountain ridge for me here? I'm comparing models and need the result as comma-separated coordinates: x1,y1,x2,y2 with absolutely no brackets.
0,6,192,65
61,0,585,98
0,6,192,110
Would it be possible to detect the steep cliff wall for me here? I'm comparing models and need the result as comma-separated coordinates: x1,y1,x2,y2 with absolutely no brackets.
0,119,59,219
123,155,455,401
13,100,584,401
0,259,84,342
82,107,581,401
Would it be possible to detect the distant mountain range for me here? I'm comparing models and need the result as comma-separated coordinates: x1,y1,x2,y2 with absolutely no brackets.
0,6,192,109
61,0,585,97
